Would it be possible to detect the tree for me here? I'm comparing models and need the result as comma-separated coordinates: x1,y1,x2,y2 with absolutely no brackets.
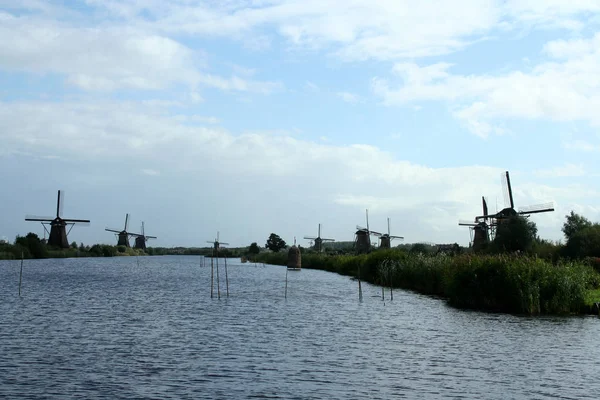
265,233,286,253
565,223,600,259
562,211,592,241
71,241,78,249
493,216,537,253
248,242,260,255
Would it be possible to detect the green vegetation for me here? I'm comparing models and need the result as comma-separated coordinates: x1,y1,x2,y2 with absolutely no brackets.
265,233,286,253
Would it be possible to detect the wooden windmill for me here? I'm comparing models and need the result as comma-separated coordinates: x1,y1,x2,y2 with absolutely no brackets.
132,221,157,250
478,171,554,222
354,209,381,253
378,218,404,249
459,196,492,250
105,213,134,247
304,223,335,252
25,190,90,248
207,231,229,255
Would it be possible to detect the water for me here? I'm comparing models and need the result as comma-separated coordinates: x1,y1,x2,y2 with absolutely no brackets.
1,256,599,399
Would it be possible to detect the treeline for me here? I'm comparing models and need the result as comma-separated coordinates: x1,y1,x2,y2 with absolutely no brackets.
0,233,145,260
252,212,600,315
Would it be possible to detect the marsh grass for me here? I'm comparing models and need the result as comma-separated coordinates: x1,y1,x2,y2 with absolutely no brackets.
254,249,600,315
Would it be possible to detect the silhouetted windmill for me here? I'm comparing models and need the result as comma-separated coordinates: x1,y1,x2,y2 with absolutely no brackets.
132,221,157,250
459,196,492,250
25,190,90,248
105,213,134,247
304,223,335,252
378,218,404,249
207,231,229,253
354,209,381,254
477,171,554,222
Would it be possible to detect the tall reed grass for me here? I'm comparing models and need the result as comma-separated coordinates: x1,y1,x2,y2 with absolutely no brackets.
254,250,600,315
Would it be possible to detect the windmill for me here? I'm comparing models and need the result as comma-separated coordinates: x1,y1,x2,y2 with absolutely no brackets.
304,223,335,252
207,231,229,253
25,190,90,248
354,209,381,253
105,213,134,247
378,218,404,249
132,221,157,250
478,171,554,223
459,196,492,250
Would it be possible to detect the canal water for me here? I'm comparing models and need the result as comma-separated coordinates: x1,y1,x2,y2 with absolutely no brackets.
1,256,599,399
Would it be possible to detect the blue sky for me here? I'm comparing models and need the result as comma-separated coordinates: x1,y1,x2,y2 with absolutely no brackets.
1,0,599,247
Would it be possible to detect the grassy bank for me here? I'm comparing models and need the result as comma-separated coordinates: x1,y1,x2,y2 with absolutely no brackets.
253,250,600,315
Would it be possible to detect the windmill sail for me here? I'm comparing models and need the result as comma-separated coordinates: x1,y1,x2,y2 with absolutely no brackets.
518,202,554,215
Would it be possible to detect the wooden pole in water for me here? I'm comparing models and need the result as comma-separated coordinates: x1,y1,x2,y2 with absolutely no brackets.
216,251,221,299
210,256,214,298
381,286,384,301
18,252,23,296
358,266,363,302
225,256,229,297
285,268,288,299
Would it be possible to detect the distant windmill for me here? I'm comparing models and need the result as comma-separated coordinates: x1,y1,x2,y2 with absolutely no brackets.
478,171,554,222
105,213,134,247
25,190,90,248
354,209,381,254
304,223,335,252
378,218,404,249
207,231,229,252
132,221,157,250
459,196,492,250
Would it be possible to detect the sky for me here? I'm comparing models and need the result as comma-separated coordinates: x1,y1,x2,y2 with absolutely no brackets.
1,0,600,248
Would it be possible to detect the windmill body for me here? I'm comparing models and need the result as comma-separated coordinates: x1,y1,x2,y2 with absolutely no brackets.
304,223,335,252
25,190,90,249
206,231,228,255
105,213,133,247
354,209,381,254
132,221,157,250
460,171,554,248
378,218,404,249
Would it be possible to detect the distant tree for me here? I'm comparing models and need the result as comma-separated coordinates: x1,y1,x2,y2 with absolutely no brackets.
565,224,600,259
562,211,592,241
71,241,78,249
79,242,86,251
265,233,286,253
15,233,48,259
409,243,429,255
248,242,260,255
493,216,537,253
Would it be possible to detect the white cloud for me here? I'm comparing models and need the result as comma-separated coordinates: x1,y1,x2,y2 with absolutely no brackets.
372,33,600,137
141,168,160,176
534,163,586,177
0,11,280,94
336,91,361,104
563,139,600,152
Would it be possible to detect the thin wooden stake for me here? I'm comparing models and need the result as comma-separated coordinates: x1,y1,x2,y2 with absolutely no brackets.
210,257,214,298
358,266,363,302
225,257,229,297
390,284,393,301
18,252,23,296
216,254,221,299
285,268,288,299
381,286,384,301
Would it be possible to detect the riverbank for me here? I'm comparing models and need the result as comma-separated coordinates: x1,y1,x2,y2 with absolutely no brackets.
253,250,600,315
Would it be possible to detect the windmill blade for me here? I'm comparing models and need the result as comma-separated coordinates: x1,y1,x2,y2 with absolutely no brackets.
518,202,554,215
206,241,215,244
57,190,65,218
482,196,488,216
318,223,321,238
366,209,370,232
105,228,122,233
389,235,404,239
145,235,157,239
387,217,391,236
220,242,230,246
67,221,91,227
501,171,514,209
370,230,382,236
321,238,335,242
356,225,366,231
25,215,55,221
304,236,318,240
459,220,478,226
124,214,129,231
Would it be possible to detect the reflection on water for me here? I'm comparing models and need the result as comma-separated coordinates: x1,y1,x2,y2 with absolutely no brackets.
1,256,599,399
